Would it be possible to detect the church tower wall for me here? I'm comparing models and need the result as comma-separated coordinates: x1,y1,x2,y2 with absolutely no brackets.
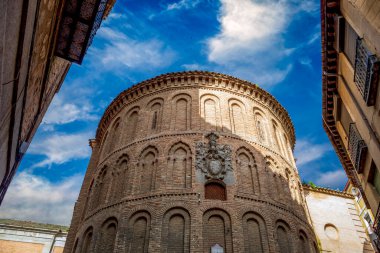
64,71,317,253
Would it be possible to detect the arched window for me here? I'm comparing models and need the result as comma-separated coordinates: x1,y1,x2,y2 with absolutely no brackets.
128,211,151,253
72,238,78,253
203,209,232,252
96,218,118,253
204,99,217,131
125,108,139,143
171,94,191,131
110,155,129,201
243,212,268,253
299,231,310,253
148,99,164,132
230,102,245,136
253,109,268,145
276,221,292,253
161,208,191,253
272,121,283,154
205,181,226,200
139,146,158,193
168,142,192,189
109,118,121,152
81,227,93,253
237,147,258,194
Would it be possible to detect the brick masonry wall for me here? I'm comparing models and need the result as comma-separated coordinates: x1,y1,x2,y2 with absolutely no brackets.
64,72,317,253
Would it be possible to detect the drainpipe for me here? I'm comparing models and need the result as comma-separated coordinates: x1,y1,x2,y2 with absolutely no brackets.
48,230,63,253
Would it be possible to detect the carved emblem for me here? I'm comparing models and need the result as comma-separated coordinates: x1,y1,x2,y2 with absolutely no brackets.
196,132,232,180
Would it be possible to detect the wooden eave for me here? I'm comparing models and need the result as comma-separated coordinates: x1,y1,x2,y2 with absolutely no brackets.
321,0,370,207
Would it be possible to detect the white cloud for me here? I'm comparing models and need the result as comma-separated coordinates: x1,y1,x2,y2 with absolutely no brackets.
93,27,176,71
167,0,201,11
295,139,332,166
0,172,83,225
315,169,348,189
28,132,92,168
42,95,97,126
208,0,288,63
205,0,316,87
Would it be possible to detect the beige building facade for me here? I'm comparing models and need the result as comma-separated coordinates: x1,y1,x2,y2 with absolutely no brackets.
64,71,318,253
0,0,115,203
304,185,375,252
0,219,68,253
321,0,380,248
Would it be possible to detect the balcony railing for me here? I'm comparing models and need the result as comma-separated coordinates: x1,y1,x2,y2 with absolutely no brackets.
55,0,110,64
348,123,367,173
354,38,380,106
373,203,380,250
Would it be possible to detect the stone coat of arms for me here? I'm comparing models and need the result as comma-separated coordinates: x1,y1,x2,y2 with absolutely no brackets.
196,132,232,180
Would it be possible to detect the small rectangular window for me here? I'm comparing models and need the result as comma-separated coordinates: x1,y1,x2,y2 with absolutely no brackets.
338,102,353,135
343,22,359,66
152,111,158,130
368,160,380,194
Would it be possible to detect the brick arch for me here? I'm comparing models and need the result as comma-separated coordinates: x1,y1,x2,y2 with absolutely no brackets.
200,94,222,131
90,165,112,210
275,219,293,253
170,93,192,131
138,145,159,160
137,146,159,193
81,179,95,220
123,106,140,143
167,142,192,189
202,208,233,253
265,155,284,202
271,119,286,157
126,211,151,253
242,211,269,253
228,98,246,136
116,153,129,165
147,97,164,133
253,107,269,145
236,147,259,195
107,155,130,202
161,207,191,253
99,131,109,159
298,229,311,253
95,217,118,253
79,226,94,253
156,202,197,220
105,117,121,154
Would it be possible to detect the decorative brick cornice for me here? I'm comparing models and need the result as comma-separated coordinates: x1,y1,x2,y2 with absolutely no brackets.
95,71,296,148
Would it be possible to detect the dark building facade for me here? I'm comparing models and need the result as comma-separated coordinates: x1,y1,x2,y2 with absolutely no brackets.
0,0,115,203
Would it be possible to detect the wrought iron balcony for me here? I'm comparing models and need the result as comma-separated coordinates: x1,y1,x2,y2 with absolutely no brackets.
348,123,367,173
373,203,380,250
354,38,380,106
55,0,110,64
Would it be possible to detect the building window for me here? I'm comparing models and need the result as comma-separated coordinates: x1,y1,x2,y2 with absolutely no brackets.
368,160,380,194
354,38,380,106
152,111,158,130
205,182,226,200
348,123,367,173
337,101,353,135
343,22,358,66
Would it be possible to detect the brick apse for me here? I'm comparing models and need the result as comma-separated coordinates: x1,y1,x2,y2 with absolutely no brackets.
64,71,318,253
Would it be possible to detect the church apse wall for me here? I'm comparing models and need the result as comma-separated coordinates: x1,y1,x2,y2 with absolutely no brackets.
64,71,318,253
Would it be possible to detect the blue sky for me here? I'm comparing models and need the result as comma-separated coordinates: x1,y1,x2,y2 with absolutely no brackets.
0,0,347,225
